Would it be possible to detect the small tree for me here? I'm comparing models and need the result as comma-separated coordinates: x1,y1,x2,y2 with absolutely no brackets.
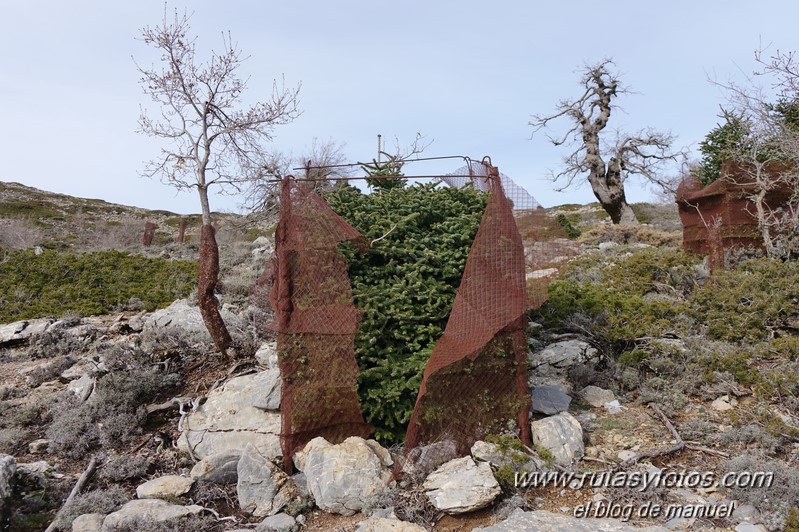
135,7,299,354
360,133,430,192
701,49,799,258
530,59,685,224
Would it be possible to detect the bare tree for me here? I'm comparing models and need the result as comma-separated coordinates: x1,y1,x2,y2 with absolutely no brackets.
135,7,300,355
530,59,685,224
708,67,799,258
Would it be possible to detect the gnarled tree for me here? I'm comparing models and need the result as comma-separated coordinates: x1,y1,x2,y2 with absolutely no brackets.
135,8,300,355
530,59,684,224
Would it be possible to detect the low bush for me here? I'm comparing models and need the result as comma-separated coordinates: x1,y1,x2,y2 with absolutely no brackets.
0,249,197,323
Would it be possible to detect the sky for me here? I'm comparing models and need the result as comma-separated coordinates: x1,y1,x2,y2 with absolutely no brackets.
1,0,797,215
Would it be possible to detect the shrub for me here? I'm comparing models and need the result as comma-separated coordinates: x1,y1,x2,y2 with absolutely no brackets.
691,257,799,342
98,454,151,482
51,486,130,530
327,183,487,444
47,345,180,458
0,249,197,323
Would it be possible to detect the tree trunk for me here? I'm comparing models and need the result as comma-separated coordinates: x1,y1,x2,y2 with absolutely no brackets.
588,158,639,225
198,224,233,356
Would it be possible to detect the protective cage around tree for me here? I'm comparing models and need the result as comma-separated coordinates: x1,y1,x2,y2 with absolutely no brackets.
268,161,532,472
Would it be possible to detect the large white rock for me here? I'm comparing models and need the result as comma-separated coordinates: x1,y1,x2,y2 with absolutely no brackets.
423,456,501,515
250,368,281,411
135,475,195,499
101,499,203,530
190,453,240,484
143,299,241,342
177,373,281,461
0,318,54,347
237,444,294,517
530,412,584,465
300,437,391,516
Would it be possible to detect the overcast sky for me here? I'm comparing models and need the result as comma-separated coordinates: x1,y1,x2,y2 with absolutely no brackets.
1,0,797,214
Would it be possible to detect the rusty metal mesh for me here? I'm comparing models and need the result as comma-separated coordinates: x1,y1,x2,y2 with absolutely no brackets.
269,179,372,471
405,167,531,455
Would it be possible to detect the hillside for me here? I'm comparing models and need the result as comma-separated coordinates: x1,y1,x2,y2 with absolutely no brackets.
1,183,796,532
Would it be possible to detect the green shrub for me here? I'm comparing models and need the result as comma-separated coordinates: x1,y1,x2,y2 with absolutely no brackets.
0,249,196,323
555,213,581,239
327,183,487,444
691,257,799,342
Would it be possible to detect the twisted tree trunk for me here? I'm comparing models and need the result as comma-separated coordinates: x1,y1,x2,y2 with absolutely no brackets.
199,224,233,356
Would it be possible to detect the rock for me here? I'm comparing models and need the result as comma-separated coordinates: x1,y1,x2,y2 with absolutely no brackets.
190,453,240,484
255,342,279,368
68,373,95,402
735,524,767,532
0,318,54,347
423,456,500,515
101,499,203,529
530,412,584,465
250,368,282,411
28,439,49,454
136,475,195,499
526,268,558,280
732,503,760,523
357,516,427,531
475,508,670,531
237,444,294,517
579,385,615,407
71,513,105,532
255,512,297,531
470,440,547,474
143,299,241,343
301,436,391,516
711,396,736,411
397,439,458,478
0,454,15,515
617,450,637,461
529,340,600,380
604,400,623,414
531,385,572,414
177,373,281,461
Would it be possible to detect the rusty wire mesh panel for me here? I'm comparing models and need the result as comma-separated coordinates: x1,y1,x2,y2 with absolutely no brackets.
270,179,372,471
405,166,531,456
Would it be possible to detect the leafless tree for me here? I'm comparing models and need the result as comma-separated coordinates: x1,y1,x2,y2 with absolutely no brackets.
710,69,799,258
530,59,685,225
135,7,300,355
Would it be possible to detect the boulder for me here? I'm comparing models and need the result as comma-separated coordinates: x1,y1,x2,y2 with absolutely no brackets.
190,453,240,484
143,299,241,342
300,437,391,516
237,444,295,517
529,340,599,378
531,385,572,415
0,454,15,517
67,373,95,402
177,372,281,461
475,508,669,531
136,475,195,499
579,385,615,408
255,512,297,532
470,440,547,474
250,368,281,411
0,318,54,347
101,499,203,530
530,412,584,465
423,456,501,514
71,513,105,532
397,439,459,479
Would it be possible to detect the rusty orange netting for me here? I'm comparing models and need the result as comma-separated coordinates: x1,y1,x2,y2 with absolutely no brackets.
269,178,372,472
405,165,532,455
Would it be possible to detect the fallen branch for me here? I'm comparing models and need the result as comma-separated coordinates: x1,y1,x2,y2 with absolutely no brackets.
685,443,730,458
614,403,685,470
145,396,193,415
45,456,99,532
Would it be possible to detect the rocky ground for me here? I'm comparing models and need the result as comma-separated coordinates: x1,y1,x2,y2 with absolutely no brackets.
0,183,795,531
